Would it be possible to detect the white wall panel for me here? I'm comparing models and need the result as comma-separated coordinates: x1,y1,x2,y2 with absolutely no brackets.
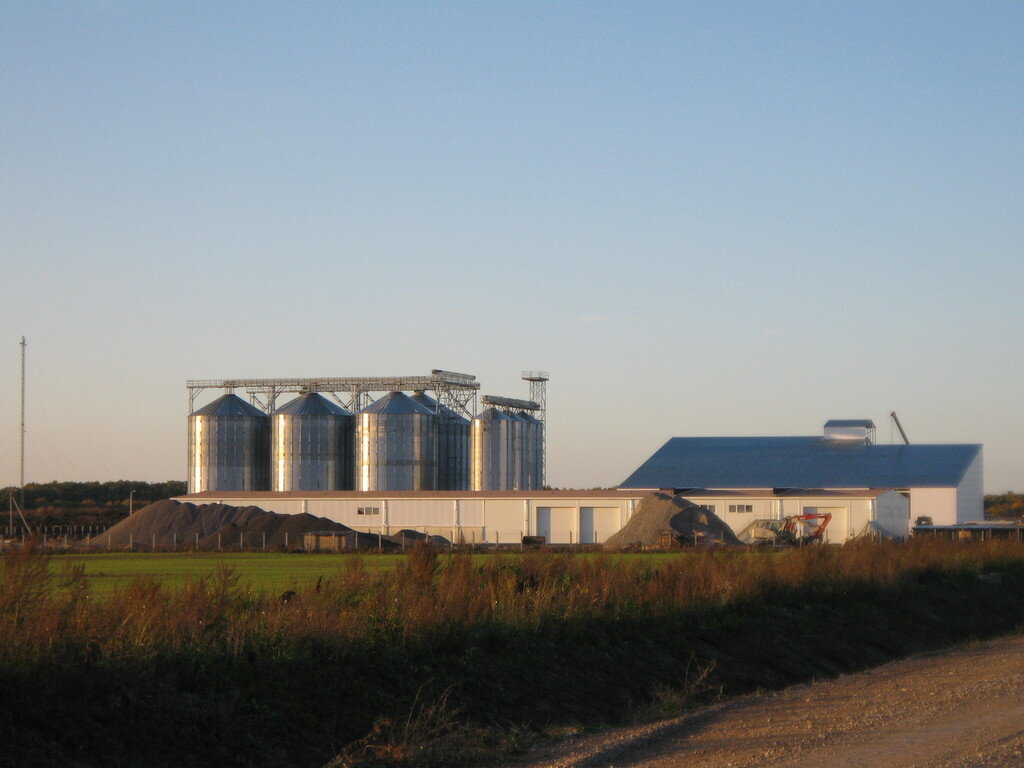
956,452,984,523
910,488,958,526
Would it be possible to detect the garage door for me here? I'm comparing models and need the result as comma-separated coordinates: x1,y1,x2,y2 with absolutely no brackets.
580,507,621,543
536,507,576,544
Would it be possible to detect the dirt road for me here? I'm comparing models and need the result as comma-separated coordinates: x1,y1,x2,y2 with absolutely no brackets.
512,634,1024,768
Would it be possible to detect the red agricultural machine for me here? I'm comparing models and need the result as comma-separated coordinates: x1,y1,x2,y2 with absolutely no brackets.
746,512,832,547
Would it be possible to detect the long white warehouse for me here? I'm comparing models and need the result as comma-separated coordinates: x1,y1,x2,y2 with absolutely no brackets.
175,487,912,543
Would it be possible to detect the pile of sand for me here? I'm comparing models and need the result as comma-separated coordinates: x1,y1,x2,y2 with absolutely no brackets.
604,492,743,548
89,499,363,550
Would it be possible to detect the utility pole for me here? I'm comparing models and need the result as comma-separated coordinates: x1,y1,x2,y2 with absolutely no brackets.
129,489,135,516
20,337,26,509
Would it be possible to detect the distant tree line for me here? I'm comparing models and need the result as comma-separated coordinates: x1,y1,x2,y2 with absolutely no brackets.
985,493,1024,520
0,480,186,511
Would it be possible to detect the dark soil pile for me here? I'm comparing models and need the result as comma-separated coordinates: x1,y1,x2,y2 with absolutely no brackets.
605,492,743,547
89,499,360,550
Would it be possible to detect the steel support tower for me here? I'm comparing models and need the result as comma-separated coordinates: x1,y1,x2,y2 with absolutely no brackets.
522,370,549,487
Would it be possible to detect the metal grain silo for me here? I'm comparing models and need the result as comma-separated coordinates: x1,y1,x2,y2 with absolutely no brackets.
411,392,470,491
518,411,544,490
187,393,270,493
471,407,515,491
512,411,536,490
356,391,438,491
507,410,528,490
272,392,354,491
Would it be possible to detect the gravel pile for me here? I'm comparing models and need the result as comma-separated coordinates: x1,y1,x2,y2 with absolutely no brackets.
604,492,743,548
89,499,359,550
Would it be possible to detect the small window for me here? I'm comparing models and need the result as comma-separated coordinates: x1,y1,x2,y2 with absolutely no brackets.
728,504,753,514
357,507,381,516
698,504,716,513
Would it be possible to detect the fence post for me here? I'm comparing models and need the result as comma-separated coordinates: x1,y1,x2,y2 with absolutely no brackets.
285,532,289,550
129,533,132,551
195,531,199,551
262,532,266,551
240,533,244,551
520,531,524,551
218,533,221,552
152,532,156,551
173,532,177,551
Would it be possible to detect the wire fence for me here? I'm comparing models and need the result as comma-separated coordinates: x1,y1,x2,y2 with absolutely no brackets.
0,524,610,553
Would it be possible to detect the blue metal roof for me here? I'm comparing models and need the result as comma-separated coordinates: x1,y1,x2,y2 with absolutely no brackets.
620,437,981,489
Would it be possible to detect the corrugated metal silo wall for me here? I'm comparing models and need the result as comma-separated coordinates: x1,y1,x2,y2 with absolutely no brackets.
187,412,270,493
442,416,471,490
356,410,438,491
272,410,354,491
471,409,514,490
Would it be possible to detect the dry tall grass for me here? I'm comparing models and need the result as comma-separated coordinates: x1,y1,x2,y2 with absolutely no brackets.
2,539,1021,665
5,540,1024,768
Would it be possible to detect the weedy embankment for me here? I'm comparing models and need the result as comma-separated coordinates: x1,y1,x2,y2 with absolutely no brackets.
3,541,1024,768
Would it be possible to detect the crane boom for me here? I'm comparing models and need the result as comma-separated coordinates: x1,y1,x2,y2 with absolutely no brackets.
890,411,910,444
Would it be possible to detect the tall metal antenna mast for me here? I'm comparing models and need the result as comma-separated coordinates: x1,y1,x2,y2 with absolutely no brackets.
19,337,26,508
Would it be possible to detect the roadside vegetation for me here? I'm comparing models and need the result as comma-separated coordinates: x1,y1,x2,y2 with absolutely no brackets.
4,540,1024,767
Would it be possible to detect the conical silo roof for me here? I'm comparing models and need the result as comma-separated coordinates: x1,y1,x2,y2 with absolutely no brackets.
411,392,470,424
275,391,351,417
192,393,267,418
360,390,434,415
518,410,542,424
476,406,512,422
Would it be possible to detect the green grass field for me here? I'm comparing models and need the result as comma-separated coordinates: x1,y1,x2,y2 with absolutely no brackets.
48,551,694,594
49,552,409,594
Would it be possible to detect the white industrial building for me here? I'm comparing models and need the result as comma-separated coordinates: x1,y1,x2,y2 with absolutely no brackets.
177,490,642,545
619,419,983,529
178,487,910,544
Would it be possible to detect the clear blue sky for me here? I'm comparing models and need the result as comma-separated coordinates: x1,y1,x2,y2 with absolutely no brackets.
1,2,1021,492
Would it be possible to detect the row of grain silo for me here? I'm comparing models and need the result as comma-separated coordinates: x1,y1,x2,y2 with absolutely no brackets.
188,391,543,493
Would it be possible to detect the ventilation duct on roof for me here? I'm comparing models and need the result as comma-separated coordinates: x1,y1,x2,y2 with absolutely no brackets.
824,419,876,444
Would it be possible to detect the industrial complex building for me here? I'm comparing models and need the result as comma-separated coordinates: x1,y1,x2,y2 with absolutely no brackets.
619,419,983,528
183,372,984,544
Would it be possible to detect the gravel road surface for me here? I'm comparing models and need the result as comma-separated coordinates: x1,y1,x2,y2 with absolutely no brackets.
509,634,1024,768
